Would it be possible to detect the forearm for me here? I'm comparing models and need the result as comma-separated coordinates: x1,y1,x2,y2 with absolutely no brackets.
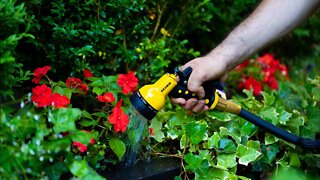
208,0,320,70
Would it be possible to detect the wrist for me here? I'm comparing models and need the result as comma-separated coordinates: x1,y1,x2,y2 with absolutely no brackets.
206,38,246,71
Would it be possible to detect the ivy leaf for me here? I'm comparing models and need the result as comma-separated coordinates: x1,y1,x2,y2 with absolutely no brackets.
236,144,262,166
261,92,275,106
217,138,237,153
184,153,203,169
289,153,301,168
277,107,292,125
109,138,126,160
240,121,257,136
185,121,207,144
260,107,279,125
150,119,164,142
265,133,279,145
217,153,237,168
261,144,280,164
206,111,232,122
207,132,220,149
283,94,303,111
219,127,241,144
207,168,230,180
49,108,81,133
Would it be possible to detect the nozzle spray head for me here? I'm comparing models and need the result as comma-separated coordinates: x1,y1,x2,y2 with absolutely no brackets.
129,73,177,120
129,67,225,120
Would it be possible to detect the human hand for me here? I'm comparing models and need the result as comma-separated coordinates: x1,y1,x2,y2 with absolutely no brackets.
170,54,229,113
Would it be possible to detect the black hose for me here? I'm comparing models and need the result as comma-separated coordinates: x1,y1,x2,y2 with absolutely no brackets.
238,108,320,151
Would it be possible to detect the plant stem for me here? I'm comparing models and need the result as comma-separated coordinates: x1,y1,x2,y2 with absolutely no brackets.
150,2,167,43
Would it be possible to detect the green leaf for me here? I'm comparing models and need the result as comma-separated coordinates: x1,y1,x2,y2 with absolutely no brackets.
150,119,165,142
261,144,280,164
82,110,93,120
261,92,275,106
236,144,262,166
71,130,95,145
69,160,104,180
92,112,107,118
207,132,220,149
217,153,237,168
45,162,68,180
184,153,203,169
289,153,301,168
79,119,98,127
260,107,279,125
109,138,126,160
206,111,231,121
277,107,292,125
265,133,279,145
217,139,237,153
240,121,257,136
185,121,207,144
53,86,72,99
49,108,81,133
93,87,106,95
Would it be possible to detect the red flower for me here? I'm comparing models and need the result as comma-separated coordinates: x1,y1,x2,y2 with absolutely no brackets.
108,100,130,133
72,142,88,153
257,53,276,66
264,76,278,90
235,60,250,70
72,131,95,153
83,69,94,78
51,93,70,108
66,77,88,94
32,66,51,84
239,77,262,96
149,128,154,136
117,71,138,94
97,92,115,103
31,84,53,107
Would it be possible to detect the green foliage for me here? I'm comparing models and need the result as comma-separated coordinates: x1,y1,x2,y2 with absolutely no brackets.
0,0,34,99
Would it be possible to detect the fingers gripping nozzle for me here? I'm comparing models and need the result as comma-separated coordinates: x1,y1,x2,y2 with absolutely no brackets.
169,67,224,110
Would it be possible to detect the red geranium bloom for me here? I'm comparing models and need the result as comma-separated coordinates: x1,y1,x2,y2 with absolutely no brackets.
31,84,53,107
66,77,88,94
108,100,130,133
117,71,138,94
264,76,278,90
51,93,70,108
239,77,262,96
97,92,115,103
257,53,275,66
72,142,88,153
235,60,250,70
83,69,94,78
32,66,51,84
72,130,95,153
